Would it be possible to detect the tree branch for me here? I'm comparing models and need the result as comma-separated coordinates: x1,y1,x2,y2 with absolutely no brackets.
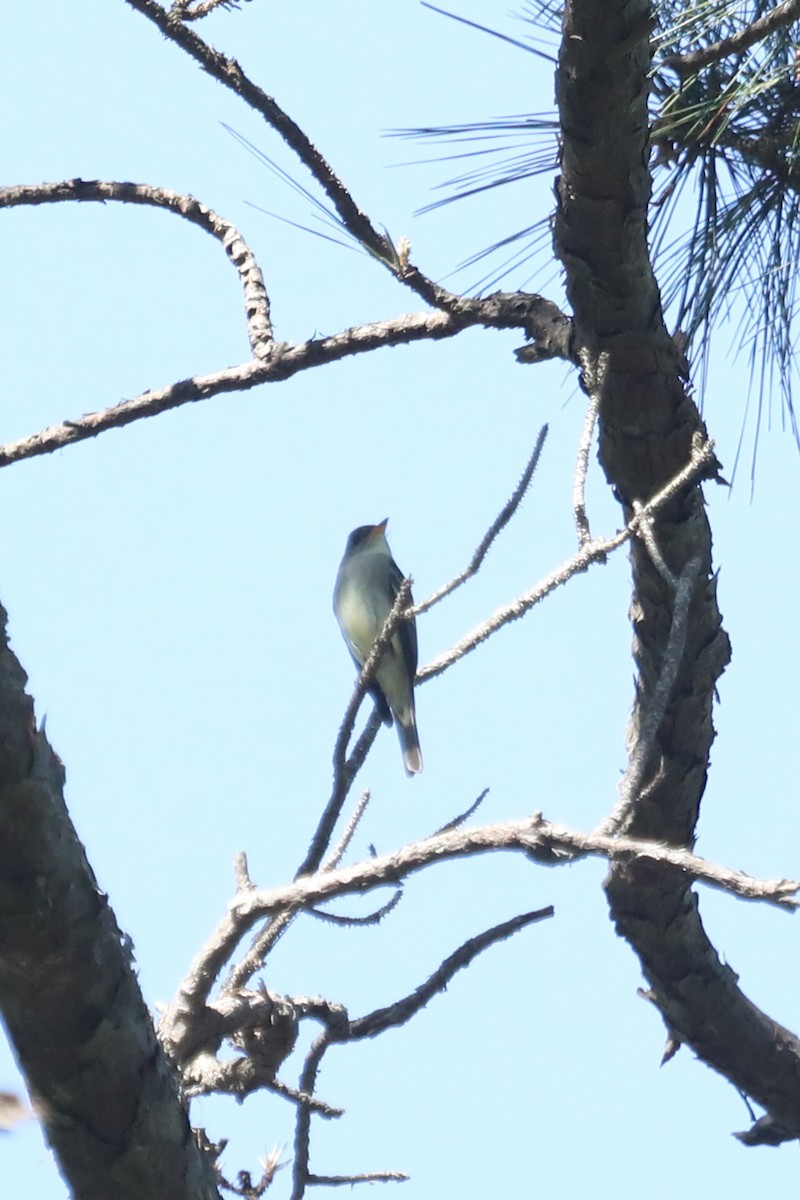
0,605,220,1200
164,814,800,1025
419,436,717,682
555,0,800,1144
125,0,393,263
0,295,568,471
413,426,548,615
0,179,273,354
659,0,800,74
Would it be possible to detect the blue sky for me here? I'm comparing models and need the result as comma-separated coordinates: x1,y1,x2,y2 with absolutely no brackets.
2,1,799,1196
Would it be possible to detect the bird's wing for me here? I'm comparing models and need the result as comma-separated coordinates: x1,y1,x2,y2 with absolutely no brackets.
387,558,418,682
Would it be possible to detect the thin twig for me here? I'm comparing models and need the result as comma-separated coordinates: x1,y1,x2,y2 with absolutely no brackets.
572,350,606,547
419,436,718,682
306,1172,409,1187
432,787,490,835
291,1033,332,1200
597,555,703,836
321,790,372,872
414,427,548,615
234,852,255,892
347,909,553,1039
630,500,677,586
307,890,403,927
222,909,297,998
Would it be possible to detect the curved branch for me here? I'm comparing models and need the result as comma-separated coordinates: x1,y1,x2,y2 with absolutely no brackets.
0,179,272,355
347,908,554,1039
160,807,799,1069
123,0,579,327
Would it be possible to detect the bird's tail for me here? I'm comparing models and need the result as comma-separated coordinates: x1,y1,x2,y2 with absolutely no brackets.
396,710,423,776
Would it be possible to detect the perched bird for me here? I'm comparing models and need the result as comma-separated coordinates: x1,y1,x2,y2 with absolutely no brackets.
333,520,422,775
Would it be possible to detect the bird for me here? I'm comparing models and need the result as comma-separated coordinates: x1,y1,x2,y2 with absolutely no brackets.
333,520,422,776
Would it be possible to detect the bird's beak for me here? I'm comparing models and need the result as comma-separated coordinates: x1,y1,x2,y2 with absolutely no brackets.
373,518,389,537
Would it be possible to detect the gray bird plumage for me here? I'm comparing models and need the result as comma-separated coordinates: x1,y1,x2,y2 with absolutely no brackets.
333,520,422,775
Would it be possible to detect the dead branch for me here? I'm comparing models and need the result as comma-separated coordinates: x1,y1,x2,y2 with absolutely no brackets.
420,436,717,682
598,554,703,837
572,350,606,547
0,297,567,470
160,808,799,1068
0,178,273,353
414,427,548,615
347,908,554,1040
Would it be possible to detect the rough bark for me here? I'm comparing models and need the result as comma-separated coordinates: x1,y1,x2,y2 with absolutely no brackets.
554,0,800,1138
0,605,220,1199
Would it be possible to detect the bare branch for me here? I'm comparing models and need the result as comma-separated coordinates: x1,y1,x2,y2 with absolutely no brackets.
286,908,551,1194
432,787,490,835
414,427,548,615
123,2,574,339
347,909,554,1040
0,298,566,471
126,0,393,262
0,179,272,355
183,1051,340,1115
164,802,796,1067
599,555,703,837
630,499,678,587
572,351,606,547
195,817,800,942
321,790,372,871
307,889,403,928
291,1034,331,1200
307,1172,409,1187
419,436,717,682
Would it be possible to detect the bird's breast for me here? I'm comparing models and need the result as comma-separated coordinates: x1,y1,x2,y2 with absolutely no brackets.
334,574,386,662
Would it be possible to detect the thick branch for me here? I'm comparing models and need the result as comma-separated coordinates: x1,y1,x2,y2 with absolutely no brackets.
555,0,800,1142
0,605,219,1200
